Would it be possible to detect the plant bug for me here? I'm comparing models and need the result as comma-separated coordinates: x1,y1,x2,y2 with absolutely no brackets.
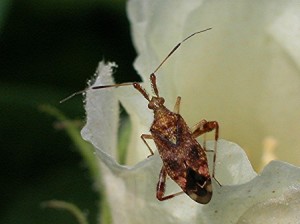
61,27,220,204
130,75,219,204
93,28,220,204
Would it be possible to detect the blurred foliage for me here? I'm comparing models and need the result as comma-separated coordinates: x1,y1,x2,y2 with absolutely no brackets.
0,0,11,32
0,0,137,223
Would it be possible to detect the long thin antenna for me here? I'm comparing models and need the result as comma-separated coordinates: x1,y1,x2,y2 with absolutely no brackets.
60,90,86,104
92,82,132,89
60,28,212,103
152,27,212,74
59,82,133,103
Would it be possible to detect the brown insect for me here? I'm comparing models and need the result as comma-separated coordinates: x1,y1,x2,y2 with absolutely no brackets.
92,28,220,204
61,28,220,204
131,74,219,204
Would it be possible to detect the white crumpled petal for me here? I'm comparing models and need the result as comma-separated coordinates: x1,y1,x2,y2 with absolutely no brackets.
126,0,300,168
82,62,300,224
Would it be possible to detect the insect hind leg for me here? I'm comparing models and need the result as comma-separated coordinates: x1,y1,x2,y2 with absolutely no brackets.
156,166,185,201
191,120,221,186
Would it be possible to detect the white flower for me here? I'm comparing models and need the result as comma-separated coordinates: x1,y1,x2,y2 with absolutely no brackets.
127,0,300,167
82,1,300,223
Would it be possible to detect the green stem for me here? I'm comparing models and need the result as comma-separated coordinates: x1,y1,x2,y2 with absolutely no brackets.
40,104,112,224
42,200,88,224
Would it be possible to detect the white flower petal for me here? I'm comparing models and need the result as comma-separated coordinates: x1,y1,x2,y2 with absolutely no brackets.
203,160,300,224
82,62,300,224
116,86,153,164
237,188,300,223
126,0,300,168
269,3,300,70
81,61,119,156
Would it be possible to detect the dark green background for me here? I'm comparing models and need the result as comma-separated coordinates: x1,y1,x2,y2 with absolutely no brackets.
0,1,138,223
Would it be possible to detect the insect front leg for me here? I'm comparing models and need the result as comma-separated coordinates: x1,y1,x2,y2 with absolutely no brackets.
156,166,185,201
141,134,155,157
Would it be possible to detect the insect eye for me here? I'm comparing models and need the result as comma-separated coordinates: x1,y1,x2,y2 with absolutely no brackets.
148,102,154,109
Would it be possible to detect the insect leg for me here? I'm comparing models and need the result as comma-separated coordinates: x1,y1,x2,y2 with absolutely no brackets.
191,120,221,186
173,96,181,114
141,134,155,157
191,120,219,139
156,166,185,201
191,120,219,150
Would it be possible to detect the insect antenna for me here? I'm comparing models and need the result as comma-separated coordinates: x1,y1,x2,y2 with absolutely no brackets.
60,83,133,103
60,28,211,103
150,73,159,97
133,83,151,102
152,27,212,74
148,27,212,98
92,82,133,89
60,89,86,104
